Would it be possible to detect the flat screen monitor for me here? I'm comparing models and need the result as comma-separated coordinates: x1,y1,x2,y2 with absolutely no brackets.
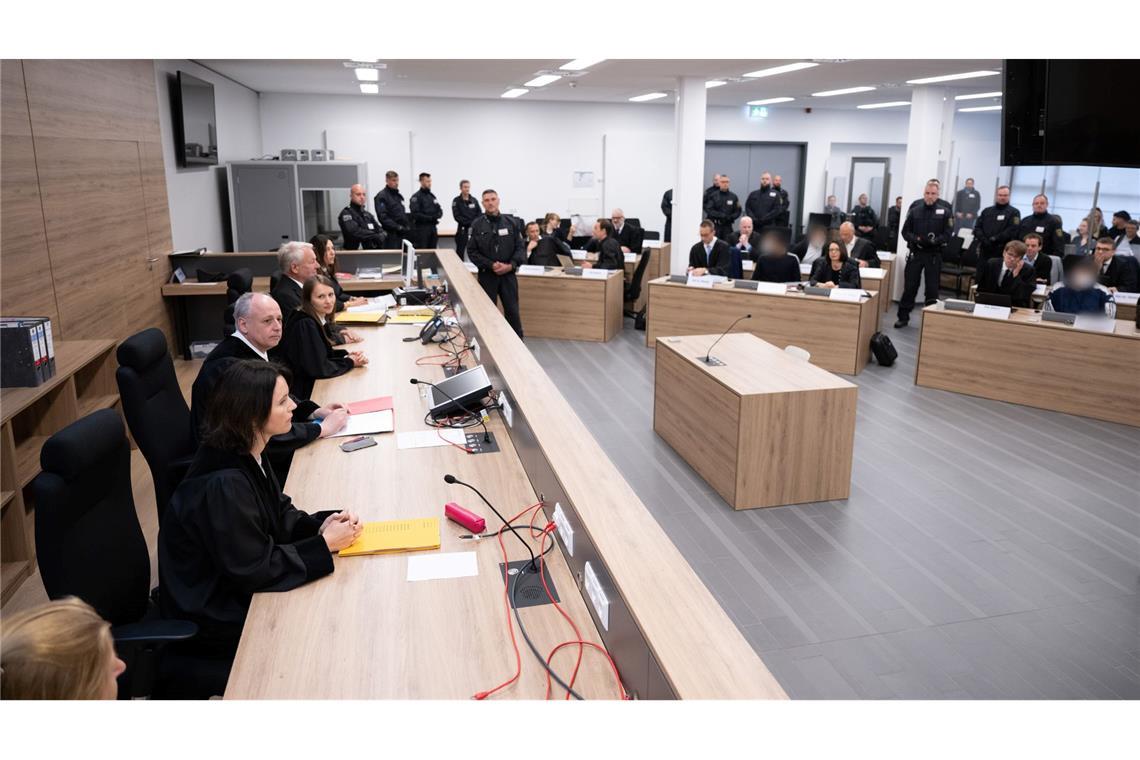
428,365,492,419
174,71,218,167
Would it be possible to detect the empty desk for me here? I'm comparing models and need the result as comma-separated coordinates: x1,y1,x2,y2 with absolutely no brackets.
474,267,624,342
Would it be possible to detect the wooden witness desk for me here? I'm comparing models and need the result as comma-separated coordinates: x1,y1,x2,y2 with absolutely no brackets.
227,249,785,699
645,277,880,375
915,303,1140,426
471,267,624,342
654,334,857,509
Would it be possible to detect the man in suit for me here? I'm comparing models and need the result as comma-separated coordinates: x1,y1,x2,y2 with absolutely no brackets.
374,170,410,247
688,220,732,276
270,240,319,315
703,175,741,242
838,222,881,268
976,240,1037,308
731,216,764,263
338,184,386,250
609,209,640,253
583,218,624,271
1092,236,1140,293
1021,233,1054,284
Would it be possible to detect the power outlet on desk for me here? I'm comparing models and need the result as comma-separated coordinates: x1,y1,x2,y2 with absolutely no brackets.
464,431,499,454
499,559,559,609
454,303,462,321
499,393,513,428
552,502,574,556
583,562,610,631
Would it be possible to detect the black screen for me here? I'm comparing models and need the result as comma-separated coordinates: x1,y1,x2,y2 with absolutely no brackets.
175,71,218,167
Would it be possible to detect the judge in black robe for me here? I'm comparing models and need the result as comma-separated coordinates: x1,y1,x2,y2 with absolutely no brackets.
275,309,355,401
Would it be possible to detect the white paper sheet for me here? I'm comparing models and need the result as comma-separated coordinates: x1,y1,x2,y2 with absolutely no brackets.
325,410,394,438
406,552,479,582
517,264,547,276
973,304,1011,320
582,267,610,279
346,294,397,313
1073,315,1117,333
396,429,467,450
829,289,867,302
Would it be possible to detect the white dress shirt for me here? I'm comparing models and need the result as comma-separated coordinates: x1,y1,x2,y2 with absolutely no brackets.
231,330,269,361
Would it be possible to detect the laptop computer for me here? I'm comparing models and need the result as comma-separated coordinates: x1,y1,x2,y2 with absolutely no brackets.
975,292,1012,308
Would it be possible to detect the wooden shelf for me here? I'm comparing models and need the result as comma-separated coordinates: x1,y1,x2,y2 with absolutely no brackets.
14,435,48,488
77,393,119,418
1,560,32,604
1,339,115,425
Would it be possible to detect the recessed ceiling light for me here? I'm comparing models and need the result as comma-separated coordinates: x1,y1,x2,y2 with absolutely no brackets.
560,58,605,71
812,86,876,97
705,80,727,89
742,62,819,79
747,97,794,105
501,88,528,99
359,83,379,94
525,74,562,88
955,91,1002,101
350,59,378,63
958,105,1002,112
355,68,379,82
857,100,910,109
907,70,999,85
629,92,669,102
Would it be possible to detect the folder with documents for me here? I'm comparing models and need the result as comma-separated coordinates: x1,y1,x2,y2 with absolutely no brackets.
335,311,387,324
339,517,441,557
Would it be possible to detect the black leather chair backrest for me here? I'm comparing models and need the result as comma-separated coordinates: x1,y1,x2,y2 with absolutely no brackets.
115,328,196,521
626,248,653,303
269,270,282,293
626,217,641,228
943,235,964,264
643,230,661,241
34,409,150,625
226,268,253,305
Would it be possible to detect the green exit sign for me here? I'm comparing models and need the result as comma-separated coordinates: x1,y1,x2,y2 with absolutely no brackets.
748,105,769,119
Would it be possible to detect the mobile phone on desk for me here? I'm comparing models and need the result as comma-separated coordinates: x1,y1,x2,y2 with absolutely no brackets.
339,435,377,453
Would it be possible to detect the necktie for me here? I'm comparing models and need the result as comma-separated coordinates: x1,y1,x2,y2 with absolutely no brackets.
1000,269,1012,289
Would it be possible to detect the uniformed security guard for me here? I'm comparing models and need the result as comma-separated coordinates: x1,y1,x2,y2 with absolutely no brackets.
373,170,410,248
660,188,673,243
1018,194,1064,257
772,175,791,228
894,181,954,328
703,174,741,242
745,172,783,234
973,185,1021,269
467,189,525,338
337,184,386,250
953,178,982,232
408,172,442,250
451,180,480,259
849,193,879,240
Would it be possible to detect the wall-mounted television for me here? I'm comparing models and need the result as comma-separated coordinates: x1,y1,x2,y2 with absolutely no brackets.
173,71,218,167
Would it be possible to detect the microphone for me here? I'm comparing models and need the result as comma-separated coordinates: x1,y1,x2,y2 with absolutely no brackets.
410,377,490,443
700,314,751,366
444,474,537,571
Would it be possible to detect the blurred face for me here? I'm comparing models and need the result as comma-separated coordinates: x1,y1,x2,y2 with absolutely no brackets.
809,229,826,247
828,242,843,262
1070,265,1097,289
1094,241,1115,262
460,181,470,196
760,173,771,187
839,223,854,243
1078,220,1089,235
101,640,126,700
526,223,540,242
264,376,297,439
827,195,836,205
858,194,868,206
1025,237,1041,257
1032,195,1047,214
310,282,337,316
923,184,939,205
739,217,753,236
350,184,366,205
996,187,1010,205
482,192,499,214
420,176,431,190
699,225,715,244
238,295,283,350
386,174,399,189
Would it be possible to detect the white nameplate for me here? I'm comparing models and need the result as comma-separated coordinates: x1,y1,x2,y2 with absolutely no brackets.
1033,283,1049,296
572,251,588,260
829,288,866,302
623,252,637,263
582,267,609,279
973,304,1011,320
742,259,755,271
860,267,886,278
583,562,609,631
752,280,787,295
1073,314,1117,333
799,263,812,275
686,274,714,288
1112,291,1139,306
517,264,547,276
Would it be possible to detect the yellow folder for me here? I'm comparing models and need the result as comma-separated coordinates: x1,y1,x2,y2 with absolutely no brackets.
334,311,387,324
338,517,441,557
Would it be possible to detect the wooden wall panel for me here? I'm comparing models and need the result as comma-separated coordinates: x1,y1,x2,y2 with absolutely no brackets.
23,60,159,143
0,135,60,326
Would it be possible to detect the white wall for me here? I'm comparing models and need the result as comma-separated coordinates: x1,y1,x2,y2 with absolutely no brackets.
826,142,908,212
155,60,263,251
949,111,1006,195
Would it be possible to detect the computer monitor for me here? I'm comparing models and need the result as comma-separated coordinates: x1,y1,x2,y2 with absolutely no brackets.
428,365,492,419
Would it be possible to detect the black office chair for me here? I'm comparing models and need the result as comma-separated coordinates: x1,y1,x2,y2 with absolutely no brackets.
625,217,641,229
960,238,980,292
269,269,282,293
116,328,196,522
643,230,661,241
624,247,652,330
34,409,197,699
222,268,253,333
939,236,968,297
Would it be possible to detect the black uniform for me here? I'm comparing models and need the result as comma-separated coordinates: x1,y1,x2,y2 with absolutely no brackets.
451,194,481,260
275,310,355,401
849,203,879,239
896,198,954,324
338,203,386,250
774,186,791,227
954,187,982,230
703,188,741,242
973,203,1022,266
373,186,410,247
886,205,902,250
745,185,783,232
823,204,845,228
467,212,526,337
1019,212,1064,257
408,187,443,249
661,189,673,242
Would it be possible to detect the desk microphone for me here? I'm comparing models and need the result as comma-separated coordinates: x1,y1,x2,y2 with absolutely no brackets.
410,377,490,442
700,314,751,366
444,474,537,570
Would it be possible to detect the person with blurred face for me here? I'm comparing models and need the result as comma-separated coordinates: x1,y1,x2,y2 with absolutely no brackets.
1046,255,1117,317
791,225,828,266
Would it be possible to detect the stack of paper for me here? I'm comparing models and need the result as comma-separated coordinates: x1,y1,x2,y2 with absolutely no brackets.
347,295,397,313
326,410,394,437
339,517,441,557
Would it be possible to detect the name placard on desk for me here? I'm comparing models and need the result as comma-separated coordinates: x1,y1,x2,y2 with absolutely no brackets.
829,289,867,303
517,264,547,276
582,267,610,279
860,267,886,278
973,304,1011,320
686,274,714,288
746,280,787,295
623,252,637,263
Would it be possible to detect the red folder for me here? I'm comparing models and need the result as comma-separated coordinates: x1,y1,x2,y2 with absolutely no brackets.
347,396,394,415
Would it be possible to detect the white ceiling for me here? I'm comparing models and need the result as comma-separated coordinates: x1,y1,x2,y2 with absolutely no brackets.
199,59,1005,111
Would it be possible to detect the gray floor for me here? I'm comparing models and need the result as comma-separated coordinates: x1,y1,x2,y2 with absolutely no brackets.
526,303,1140,699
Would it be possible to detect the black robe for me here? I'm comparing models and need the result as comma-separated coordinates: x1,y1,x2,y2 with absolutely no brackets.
593,237,625,270
270,276,304,315
809,258,862,288
976,258,1037,308
275,310,354,401
527,236,569,267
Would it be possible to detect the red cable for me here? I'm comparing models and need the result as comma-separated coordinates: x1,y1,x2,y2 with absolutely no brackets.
437,427,474,454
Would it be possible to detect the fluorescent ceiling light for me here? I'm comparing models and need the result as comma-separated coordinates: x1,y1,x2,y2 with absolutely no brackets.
524,74,562,88
706,80,727,89
742,62,819,78
955,91,1002,101
959,105,1002,112
907,70,999,84
561,58,605,71
350,59,378,63
812,86,876,97
355,68,379,82
359,83,379,94
629,92,669,102
501,88,528,99
857,100,910,109
747,97,794,105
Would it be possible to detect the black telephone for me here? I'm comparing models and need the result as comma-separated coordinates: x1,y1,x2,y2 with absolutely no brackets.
419,315,445,344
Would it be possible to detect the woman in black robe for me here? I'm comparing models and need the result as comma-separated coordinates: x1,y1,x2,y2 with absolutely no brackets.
276,274,368,400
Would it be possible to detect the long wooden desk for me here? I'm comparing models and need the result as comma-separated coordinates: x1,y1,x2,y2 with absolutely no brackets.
228,249,785,699
471,267,624,342
645,277,880,375
654,334,857,509
968,282,1139,323
915,303,1140,426
741,252,895,313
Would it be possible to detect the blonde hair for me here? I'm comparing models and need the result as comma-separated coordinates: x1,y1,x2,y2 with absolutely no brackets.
1,597,116,700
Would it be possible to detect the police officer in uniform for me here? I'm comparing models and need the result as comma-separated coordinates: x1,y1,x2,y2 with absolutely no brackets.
660,188,673,243
953,178,982,232
451,180,480,259
772,175,791,228
745,172,782,234
408,172,442,250
467,189,525,338
894,181,954,328
703,174,741,242
973,185,1021,270
337,184,386,250
373,170,410,248
1018,194,1064,258
849,193,879,240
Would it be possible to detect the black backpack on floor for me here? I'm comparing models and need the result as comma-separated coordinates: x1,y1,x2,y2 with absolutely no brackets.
870,331,897,366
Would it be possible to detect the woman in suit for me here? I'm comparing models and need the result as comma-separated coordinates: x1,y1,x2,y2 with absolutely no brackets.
276,275,367,400
159,360,362,697
309,234,367,312
809,241,862,289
